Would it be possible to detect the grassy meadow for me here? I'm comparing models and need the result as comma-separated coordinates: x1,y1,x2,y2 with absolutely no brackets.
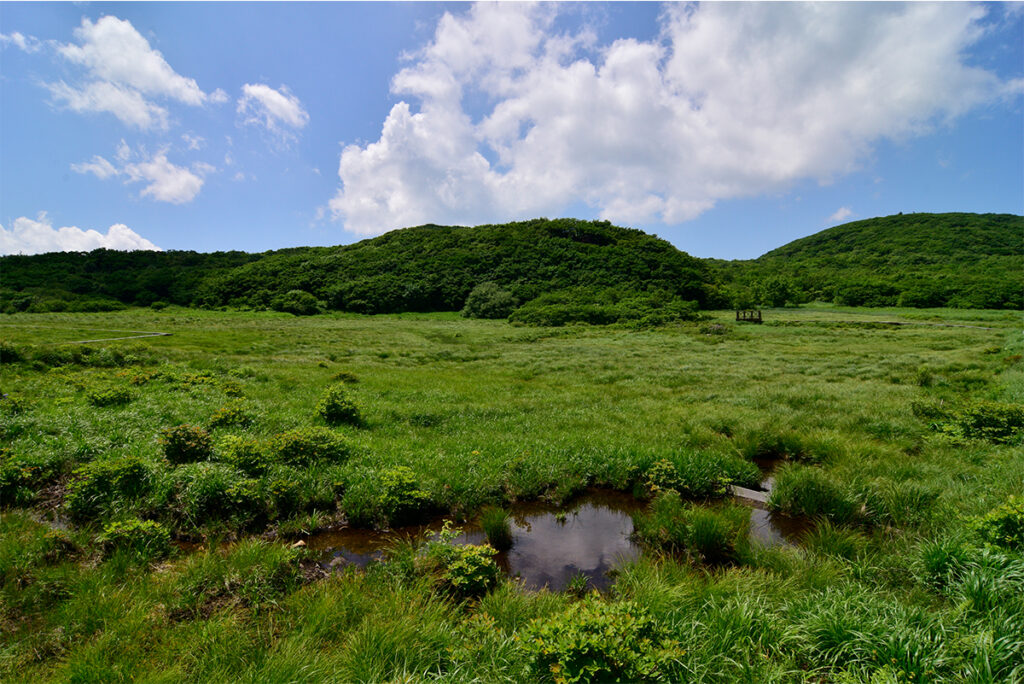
1,305,1023,682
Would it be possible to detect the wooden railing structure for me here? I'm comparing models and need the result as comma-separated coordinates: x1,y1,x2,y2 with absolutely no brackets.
735,310,762,324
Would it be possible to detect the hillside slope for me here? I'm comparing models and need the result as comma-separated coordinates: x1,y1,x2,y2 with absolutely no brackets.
1,218,713,314
711,213,1023,309
194,218,713,313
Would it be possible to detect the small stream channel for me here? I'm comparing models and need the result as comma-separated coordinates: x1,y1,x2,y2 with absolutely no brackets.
306,460,808,592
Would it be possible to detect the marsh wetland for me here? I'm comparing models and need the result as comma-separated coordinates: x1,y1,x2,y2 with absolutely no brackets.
1,305,1023,682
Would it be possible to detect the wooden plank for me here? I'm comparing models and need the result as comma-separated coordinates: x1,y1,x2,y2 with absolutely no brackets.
730,485,769,504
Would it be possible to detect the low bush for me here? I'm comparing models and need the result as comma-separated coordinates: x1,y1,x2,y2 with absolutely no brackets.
208,402,253,429
159,424,213,465
64,455,155,521
98,518,171,560
767,464,859,523
419,522,499,598
86,386,133,407
271,289,321,316
342,465,432,528
461,282,516,319
0,450,52,507
268,427,349,466
509,287,701,328
974,496,1024,551
643,451,759,500
479,506,513,551
214,435,271,475
315,384,361,426
944,401,1024,444
522,597,677,682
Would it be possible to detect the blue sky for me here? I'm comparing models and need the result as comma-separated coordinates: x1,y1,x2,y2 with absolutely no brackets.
1,2,1021,260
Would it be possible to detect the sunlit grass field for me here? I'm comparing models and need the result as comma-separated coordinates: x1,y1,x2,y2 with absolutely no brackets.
1,306,1022,682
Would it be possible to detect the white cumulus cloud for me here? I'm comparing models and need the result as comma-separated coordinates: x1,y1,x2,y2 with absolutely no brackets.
70,155,119,180
123,152,210,204
237,83,309,140
828,207,854,224
0,212,161,255
1,31,42,53
72,144,214,204
49,16,224,129
330,2,1018,236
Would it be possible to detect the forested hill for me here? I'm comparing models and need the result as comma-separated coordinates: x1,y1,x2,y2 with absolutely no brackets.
0,218,713,314
710,213,1023,309
1,213,1021,314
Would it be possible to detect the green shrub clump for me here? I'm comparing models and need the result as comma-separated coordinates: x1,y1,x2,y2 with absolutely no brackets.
342,466,432,528
944,402,1024,444
160,424,214,465
509,287,701,328
0,450,51,507
65,455,154,521
461,282,516,319
271,289,321,316
523,597,677,683
315,384,361,425
643,452,759,499
767,465,858,523
98,518,171,560
215,435,271,475
208,402,254,429
420,522,499,598
975,496,1024,551
86,385,133,407
269,427,349,466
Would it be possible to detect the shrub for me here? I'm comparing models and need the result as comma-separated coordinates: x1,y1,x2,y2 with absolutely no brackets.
479,506,513,551
767,465,858,523
98,518,171,560
65,455,154,521
315,384,361,426
172,462,262,529
945,402,1024,444
643,452,758,500
208,402,254,429
215,435,271,475
0,450,51,507
975,496,1024,551
342,466,432,528
461,282,516,319
523,597,676,683
86,386,133,407
271,289,320,316
509,287,701,328
160,424,213,465
268,427,349,466
421,523,500,598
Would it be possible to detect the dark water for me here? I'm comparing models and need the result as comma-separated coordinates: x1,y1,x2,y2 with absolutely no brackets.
307,487,807,591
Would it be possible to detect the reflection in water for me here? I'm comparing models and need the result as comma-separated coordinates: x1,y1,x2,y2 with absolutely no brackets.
307,488,807,592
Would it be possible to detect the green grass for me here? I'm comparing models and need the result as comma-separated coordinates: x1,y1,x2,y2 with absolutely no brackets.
1,305,1023,681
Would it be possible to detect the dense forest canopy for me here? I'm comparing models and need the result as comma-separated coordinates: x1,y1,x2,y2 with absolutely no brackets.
1,213,1021,315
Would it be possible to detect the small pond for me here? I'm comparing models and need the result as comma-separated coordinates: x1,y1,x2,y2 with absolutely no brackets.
307,485,808,592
